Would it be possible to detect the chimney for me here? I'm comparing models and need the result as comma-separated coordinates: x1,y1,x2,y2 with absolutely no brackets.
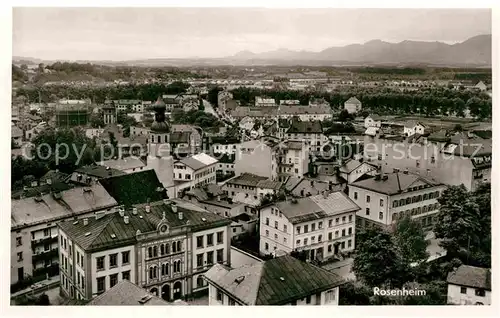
404,168,409,174
132,207,138,215
322,191,328,199
124,216,129,224
83,218,88,226
178,211,183,220
46,178,52,185
217,195,221,202
145,205,151,213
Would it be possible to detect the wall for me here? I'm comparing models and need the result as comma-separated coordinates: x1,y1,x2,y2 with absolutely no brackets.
447,284,491,305
230,247,263,269
259,206,293,256
234,141,273,179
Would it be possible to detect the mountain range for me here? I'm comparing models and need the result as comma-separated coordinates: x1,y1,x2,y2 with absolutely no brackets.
13,34,491,67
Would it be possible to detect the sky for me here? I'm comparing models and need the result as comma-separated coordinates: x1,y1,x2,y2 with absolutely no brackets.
12,8,492,61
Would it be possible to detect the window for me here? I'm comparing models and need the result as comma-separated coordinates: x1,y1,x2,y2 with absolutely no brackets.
393,201,398,208
81,255,84,268
328,219,333,227
328,232,333,240
196,236,204,248
304,238,308,245
217,290,223,303
318,235,322,242
229,298,236,306
366,208,370,216
354,192,358,200
109,254,118,268
44,229,50,237
265,243,269,250
380,199,384,207
265,230,269,237
318,221,323,229
296,226,301,234
460,287,467,294
325,289,336,303
110,274,118,288
16,237,22,247
304,225,309,233
161,263,169,276
306,295,311,304
216,249,224,263
205,234,214,246
176,241,181,252
328,245,332,252
284,237,287,244
349,215,353,222
348,227,352,235
96,257,105,271
275,221,278,229
379,212,383,220
69,245,72,257
17,252,23,262
341,241,345,249
335,218,340,225
148,247,153,258
122,251,130,265
153,246,158,257
283,224,287,233
475,289,485,297
198,250,210,266
335,231,339,238
265,218,269,226
342,229,346,237
97,277,105,293
311,223,316,231
366,195,370,203
217,231,224,244
122,271,130,281
348,240,352,248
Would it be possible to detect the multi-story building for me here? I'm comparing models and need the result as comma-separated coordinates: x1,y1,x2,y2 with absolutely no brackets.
57,199,231,301
446,265,491,305
348,171,447,231
275,140,310,181
56,100,91,128
222,173,268,199
344,96,362,114
11,183,117,285
217,91,233,111
279,105,333,122
102,104,117,125
98,158,148,174
173,153,218,196
283,119,328,153
363,133,491,191
279,99,300,105
255,97,276,107
364,115,382,129
204,254,344,305
259,192,360,261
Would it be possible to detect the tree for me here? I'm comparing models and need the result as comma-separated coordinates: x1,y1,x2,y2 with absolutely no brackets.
454,124,463,132
393,215,429,264
11,156,49,188
207,86,223,108
89,110,105,128
434,184,491,267
35,293,50,305
338,109,354,122
352,227,409,288
339,281,371,305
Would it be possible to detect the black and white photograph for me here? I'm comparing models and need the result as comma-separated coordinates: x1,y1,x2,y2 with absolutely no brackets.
6,3,495,310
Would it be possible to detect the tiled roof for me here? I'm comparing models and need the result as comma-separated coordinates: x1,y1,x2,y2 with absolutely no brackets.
40,170,69,184
231,107,278,119
204,255,344,305
286,120,323,134
339,159,363,173
99,170,167,208
274,192,359,224
12,183,117,229
75,165,126,179
279,105,332,115
345,97,361,104
256,180,282,191
447,265,491,290
350,172,441,195
59,200,231,252
88,280,174,306
98,158,145,171
11,181,72,200
225,173,267,187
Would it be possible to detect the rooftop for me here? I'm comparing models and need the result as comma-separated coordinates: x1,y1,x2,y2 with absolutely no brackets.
204,255,344,305
88,280,179,306
350,172,442,195
98,158,146,171
74,165,126,179
176,153,218,171
99,170,167,208
12,183,117,230
286,120,323,134
345,96,361,104
256,179,283,191
59,200,231,252
225,173,268,187
279,105,332,115
274,192,359,224
447,265,491,290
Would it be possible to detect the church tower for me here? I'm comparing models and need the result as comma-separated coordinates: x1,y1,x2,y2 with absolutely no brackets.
147,97,174,191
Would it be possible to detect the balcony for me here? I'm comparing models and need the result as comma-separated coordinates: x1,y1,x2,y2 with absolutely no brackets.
31,236,58,250
32,248,59,263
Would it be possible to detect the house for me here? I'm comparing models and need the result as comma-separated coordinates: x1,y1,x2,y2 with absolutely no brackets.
279,100,300,105
162,94,181,113
259,192,360,261
284,119,328,153
57,199,232,301
85,128,104,139
204,254,344,305
68,165,126,185
255,97,276,107
222,173,268,199
348,171,447,231
474,81,487,91
284,177,344,198
238,116,255,131
403,120,425,137
218,91,233,111
183,186,246,218
447,265,491,305
102,104,117,125
87,280,187,306
364,115,382,129
98,158,148,174
344,97,362,114
173,153,218,197
279,105,333,122
338,159,378,184
11,183,117,285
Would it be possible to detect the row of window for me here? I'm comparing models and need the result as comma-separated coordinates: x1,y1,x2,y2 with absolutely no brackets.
194,168,216,179
196,249,224,268
225,183,255,190
353,193,385,207
76,271,85,292
196,232,224,249
148,261,181,279
96,251,130,271
392,191,441,208
327,239,352,252
391,204,440,221
296,215,353,235
460,286,486,297
148,241,182,259
97,271,130,293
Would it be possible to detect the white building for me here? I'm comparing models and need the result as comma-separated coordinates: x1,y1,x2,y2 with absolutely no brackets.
217,91,233,110
255,97,276,107
204,254,344,305
364,115,382,129
98,158,148,174
259,192,360,261
173,153,218,196
338,159,378,184
348,171,447,231
474,81,487,91
279,100,300,105
403,120,426,137
447,265,491,305
344,97,362,114
57,200,231,301
11,183,117,285
279,105,333,122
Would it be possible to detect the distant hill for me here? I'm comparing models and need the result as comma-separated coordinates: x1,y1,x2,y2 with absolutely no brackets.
13,34,491,67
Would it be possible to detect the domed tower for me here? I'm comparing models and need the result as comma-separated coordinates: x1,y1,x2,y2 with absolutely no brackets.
146,97,174,191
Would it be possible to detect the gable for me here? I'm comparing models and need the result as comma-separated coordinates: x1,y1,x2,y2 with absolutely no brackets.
405,178,431,190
